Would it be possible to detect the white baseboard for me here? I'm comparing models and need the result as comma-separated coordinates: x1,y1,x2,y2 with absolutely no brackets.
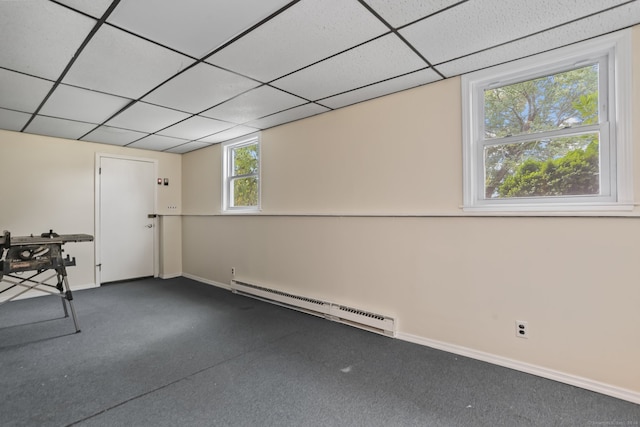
160,272,183,279
175,274,640,405
182,273,231,290
397,332,640,405
72,282,99,292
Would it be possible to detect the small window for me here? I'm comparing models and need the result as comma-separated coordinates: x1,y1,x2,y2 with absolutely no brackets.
222,134,260,212
462,31,632,212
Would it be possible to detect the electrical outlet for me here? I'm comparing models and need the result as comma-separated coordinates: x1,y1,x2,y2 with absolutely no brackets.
231,267,235,276
515,320,528,338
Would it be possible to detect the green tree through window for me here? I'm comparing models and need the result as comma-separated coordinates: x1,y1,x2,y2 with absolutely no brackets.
483,65,599,199
223,136,260,212
231,143,259,207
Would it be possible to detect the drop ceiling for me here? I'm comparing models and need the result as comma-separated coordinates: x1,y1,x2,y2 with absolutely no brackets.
1,0,638,153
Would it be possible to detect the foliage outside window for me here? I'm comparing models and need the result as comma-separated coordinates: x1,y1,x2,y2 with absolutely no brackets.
462,31,632,212
222,135,260,212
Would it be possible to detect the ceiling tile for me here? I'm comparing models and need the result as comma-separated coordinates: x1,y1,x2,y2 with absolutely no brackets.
55,0,113,19
366,0,462,28
108,0,292,58
0,108,32,132
106,102,191,134
198,126,259,144
207,0,389,82
158,116,235,140
246,103,329,129
437,4,640,77
143,63,260,114
40,84,131,124
0,1,95,80
0,69,53,113
400,0,630,65
201,86,306,124
272,34,426,100
166,141,211,154
81,125,148,146
319,68,441,109
1,0,637,153
25,116,97,140
127,134,189,151
63,24,193,99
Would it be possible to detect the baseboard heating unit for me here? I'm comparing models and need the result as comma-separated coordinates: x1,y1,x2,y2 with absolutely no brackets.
230,280,395,337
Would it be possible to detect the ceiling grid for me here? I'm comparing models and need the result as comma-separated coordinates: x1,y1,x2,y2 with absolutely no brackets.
0,0,638,153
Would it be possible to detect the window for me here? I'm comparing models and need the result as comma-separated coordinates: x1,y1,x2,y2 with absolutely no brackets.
462,31,632,212
222,134,260,212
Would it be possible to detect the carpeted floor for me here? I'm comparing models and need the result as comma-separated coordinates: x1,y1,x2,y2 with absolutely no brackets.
1,277,638,426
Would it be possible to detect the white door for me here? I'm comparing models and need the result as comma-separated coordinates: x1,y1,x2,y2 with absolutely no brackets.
99,156,156,283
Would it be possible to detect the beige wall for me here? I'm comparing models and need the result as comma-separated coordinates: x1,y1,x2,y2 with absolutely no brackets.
182,27,640,397
0,26,637,401
159,215,182,278
0,130,183,292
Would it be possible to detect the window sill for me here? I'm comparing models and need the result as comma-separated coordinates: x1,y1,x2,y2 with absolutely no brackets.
462,202,635,216
221,208,262,215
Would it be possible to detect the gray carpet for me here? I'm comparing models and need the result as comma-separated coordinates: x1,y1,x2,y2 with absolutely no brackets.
0,277,638,426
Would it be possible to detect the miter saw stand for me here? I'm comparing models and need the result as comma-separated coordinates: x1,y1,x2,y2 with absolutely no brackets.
0,230,93,333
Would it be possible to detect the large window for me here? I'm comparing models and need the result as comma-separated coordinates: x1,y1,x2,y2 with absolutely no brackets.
222,134,260,212
462,31,632,212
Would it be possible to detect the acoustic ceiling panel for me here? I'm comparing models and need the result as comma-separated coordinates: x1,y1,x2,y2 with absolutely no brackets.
1,1,637,153
246,103,330,129
40,84,131,125
105,102,191,134
364,0,462,28
107,0,293,58
0,109,32,132
198,125,259,144
62,24,193,99
25,116,97,140
0,69,53,114
0,0,95,80
143,63,260,114
272,33,427,101
55,0,114,19
437,2,640,78
319,67,441,109
400,0,631,66
127,134,189,151
201,85,307,124
81,125,148,146
158,115,235,140
206,0,389,82
166,141,211,154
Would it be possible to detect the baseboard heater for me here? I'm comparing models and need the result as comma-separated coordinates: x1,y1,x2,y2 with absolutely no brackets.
230,280,395,337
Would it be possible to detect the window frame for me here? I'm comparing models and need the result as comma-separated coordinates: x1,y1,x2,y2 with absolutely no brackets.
222,133,261,214
462,30,632,212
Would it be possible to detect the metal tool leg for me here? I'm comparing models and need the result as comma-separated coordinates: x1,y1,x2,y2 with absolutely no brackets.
56,273,70,318
60,271,81,333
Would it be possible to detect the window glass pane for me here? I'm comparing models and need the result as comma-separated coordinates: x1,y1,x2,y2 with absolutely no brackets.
484,64,598,139
484,133,599,199
232,144,259,176
231,177,258,207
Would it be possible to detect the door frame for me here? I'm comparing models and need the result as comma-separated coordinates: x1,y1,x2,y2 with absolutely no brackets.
95,153,159,286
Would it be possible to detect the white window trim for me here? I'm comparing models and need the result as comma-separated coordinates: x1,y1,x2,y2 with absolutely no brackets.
462,30,632,213
221,133,261,214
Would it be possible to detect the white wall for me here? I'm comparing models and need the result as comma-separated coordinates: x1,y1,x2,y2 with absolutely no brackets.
181,27,640,401
0,130,183,294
